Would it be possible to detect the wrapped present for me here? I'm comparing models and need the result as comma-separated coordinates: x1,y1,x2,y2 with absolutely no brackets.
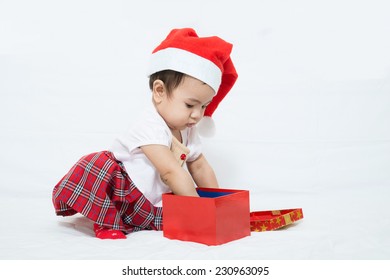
250,208,304,232
162,188,250,245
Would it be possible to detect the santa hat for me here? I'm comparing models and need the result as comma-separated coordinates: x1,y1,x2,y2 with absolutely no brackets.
147,28,238,136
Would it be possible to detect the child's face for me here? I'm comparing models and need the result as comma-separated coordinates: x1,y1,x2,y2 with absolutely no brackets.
154,75,215,132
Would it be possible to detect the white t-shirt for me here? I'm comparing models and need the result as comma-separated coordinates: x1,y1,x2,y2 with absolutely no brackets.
110,104,202,206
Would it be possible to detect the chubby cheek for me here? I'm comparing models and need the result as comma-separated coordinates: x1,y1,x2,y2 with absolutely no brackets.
166,110,187,126
176,111,189,123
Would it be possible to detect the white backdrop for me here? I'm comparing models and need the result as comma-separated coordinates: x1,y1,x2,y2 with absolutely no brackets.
1,0,390,260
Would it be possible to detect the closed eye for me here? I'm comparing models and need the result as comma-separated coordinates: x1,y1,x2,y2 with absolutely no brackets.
185,103,194,108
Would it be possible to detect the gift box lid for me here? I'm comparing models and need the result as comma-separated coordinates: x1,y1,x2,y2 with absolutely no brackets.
250,208,303,232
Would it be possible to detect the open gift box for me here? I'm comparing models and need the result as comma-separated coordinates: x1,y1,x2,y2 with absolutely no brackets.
162,187,250,245
250,208,304,231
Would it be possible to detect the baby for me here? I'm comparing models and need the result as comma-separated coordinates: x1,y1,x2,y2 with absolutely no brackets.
52,28,238,239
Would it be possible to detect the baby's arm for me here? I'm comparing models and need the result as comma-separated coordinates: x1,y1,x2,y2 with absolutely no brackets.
141,144,199,197
187,154,219,189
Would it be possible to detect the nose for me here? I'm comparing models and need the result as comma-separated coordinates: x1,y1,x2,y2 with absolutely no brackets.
190,108,203,122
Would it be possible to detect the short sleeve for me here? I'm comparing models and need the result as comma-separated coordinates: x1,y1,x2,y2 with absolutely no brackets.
111,106,172,160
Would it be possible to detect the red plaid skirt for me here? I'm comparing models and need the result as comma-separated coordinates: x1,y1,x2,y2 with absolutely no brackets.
52,151,163,233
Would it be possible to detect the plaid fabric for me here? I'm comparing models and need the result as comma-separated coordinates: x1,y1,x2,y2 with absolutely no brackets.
52,151,163,233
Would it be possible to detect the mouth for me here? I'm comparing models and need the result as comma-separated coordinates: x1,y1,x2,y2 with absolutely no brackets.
187,123,196,128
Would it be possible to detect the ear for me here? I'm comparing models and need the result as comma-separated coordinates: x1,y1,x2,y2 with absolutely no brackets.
152,79,166,104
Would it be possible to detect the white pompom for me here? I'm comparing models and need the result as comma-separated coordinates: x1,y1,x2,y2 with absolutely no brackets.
197,116,216,137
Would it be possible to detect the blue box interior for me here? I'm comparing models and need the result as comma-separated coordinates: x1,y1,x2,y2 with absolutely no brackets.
196,189,232,198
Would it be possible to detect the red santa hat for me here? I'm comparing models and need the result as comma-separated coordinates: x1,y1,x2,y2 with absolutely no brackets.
147,28,238,136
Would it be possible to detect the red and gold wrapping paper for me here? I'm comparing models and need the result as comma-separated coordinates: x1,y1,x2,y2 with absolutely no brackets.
250,208,303,232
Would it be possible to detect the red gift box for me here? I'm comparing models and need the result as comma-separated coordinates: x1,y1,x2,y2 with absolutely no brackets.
250,208,304,231
162,188,250,245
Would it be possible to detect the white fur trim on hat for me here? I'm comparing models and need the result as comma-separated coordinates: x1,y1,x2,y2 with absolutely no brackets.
197,116,216,137
147,47,221,94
